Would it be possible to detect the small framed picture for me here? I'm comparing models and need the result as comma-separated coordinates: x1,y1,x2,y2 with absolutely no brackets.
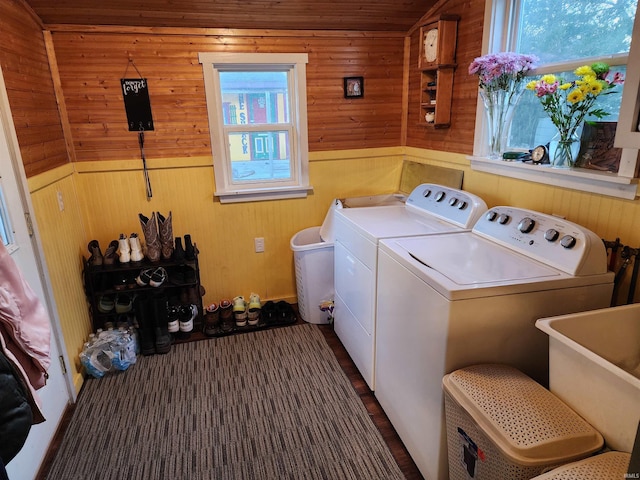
344,76,364,98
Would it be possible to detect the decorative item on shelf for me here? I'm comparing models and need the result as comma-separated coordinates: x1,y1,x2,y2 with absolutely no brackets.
425,111,435,124
469,52,538,160
526,62,624,169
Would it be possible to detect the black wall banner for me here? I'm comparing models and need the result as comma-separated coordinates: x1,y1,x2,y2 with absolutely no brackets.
121,78,154,131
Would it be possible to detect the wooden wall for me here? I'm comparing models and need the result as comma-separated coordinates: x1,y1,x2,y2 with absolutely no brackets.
405,0,484,154
0,0,68,177
48,27,405,162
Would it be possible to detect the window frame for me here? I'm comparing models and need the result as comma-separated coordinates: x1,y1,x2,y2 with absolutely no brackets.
199,52,311,203
470,0,639,199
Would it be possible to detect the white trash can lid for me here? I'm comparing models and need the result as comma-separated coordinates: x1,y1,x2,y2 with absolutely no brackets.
319,198,343,243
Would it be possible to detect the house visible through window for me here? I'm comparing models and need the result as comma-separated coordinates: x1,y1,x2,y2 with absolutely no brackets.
199,53,311,203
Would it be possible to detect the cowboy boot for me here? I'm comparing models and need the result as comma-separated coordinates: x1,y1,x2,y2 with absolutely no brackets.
157,211,174,261
139,213,161,263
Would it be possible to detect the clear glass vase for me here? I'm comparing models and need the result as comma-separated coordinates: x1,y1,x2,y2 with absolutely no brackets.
480,86,524,160
549,131,581,169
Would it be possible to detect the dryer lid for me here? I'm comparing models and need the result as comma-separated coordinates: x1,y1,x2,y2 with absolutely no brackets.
319,198,343,242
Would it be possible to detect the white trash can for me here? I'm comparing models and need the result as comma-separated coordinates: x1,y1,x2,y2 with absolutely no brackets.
290,226,334,324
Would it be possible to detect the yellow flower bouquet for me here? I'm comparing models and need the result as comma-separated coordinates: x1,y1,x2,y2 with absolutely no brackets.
526,63,623,168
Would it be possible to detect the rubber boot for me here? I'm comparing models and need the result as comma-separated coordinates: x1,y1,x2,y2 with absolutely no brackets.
151,293,172,354
157,211,174,261
184,234,196,260
118,234,131,264
139,213,161,263
173,237,186,264
133,295,156,356
129,233,144,263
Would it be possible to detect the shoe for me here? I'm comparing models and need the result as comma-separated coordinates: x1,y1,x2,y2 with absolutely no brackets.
262,301,277,324
151,294,171,354
87,240,103,266
149,267,167,287
129,233,144,263
204,303,219,336
184,234,197,260
139,212,161,263
233,296,247,327
248,293,261,326
113,273,128,290
275,301,295,325
133,295,156,356
97,295,115,313
118,234,131,263
157,212,174,261
136,268,153,286
219,299,234,332
178,304,197,339
115,294,133,314
103,240,119,266
167,305,180,335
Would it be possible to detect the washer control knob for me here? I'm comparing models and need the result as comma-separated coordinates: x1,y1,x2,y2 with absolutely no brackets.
423,189,432,198
449,197,458,207
517,217,536,233
435,191,446,202
544,229,560,242
498,213,510,225
457,201,468,210
560,235,577,249
486,211,498,222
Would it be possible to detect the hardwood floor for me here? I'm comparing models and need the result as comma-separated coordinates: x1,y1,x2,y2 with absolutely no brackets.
36,319,423,479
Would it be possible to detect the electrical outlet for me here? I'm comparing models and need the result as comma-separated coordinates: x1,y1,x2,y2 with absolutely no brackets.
254,237,265,253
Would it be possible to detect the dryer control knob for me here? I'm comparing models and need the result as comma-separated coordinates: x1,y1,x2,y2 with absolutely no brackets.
498,213,510,224
517,217,536,233
560,235,577,249
422,189,432,197
435,191,446,202
544,229,559,242
449,197,458,207
457,201,468,210
486,211,498,221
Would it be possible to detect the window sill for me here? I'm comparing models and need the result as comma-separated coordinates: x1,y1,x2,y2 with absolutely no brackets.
469,156,638,199
215,185,313,204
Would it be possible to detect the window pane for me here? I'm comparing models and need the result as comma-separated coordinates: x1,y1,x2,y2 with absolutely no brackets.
516,0,637,64
0,185,11,246
509,66,626,149
228,130,292,182
220,71,290,126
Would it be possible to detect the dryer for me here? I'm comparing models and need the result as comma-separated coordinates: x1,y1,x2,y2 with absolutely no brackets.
333,183,487,389
374,206,614,480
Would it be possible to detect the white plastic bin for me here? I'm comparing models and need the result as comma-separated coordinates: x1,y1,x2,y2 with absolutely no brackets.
531,451,632,479
290,226,333,324
442,364,603,480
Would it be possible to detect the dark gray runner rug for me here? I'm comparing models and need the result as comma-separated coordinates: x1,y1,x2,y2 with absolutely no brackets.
46,324,405,479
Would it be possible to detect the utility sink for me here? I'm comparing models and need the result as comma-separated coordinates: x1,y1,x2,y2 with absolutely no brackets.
536,304,640,453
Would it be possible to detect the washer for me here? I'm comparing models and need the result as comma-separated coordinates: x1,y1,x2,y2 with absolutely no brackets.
374,206,615,480
333,183,488,389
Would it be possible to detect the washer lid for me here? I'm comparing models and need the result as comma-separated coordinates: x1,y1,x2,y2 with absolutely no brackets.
400,233,561,285
319,198,343,242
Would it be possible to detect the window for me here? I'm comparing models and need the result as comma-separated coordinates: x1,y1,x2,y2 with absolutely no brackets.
471,0,639,198
0,183,12,247
199,53,311,203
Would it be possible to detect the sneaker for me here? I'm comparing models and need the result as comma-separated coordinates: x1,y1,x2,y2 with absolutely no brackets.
167,305,180,334
233,296,247,327
247,293,261,326
179,304,197,337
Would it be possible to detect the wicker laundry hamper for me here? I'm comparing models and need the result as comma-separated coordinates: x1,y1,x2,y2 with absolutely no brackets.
442,364,604,480
531,451,631,479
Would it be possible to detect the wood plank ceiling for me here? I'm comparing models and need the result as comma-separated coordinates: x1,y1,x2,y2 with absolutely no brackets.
24,0,437,31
